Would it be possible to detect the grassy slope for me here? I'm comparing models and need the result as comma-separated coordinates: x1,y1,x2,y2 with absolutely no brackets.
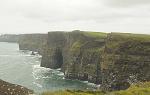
83,32,107,39
111,32,150,41
70,31,107,52
41,82,150,95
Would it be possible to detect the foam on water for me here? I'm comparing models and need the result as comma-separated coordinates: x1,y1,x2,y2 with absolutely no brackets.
32,65,51,79
0,42,96,93
33,82,43,88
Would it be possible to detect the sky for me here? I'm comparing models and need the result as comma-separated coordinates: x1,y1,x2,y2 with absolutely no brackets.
0,0,150,34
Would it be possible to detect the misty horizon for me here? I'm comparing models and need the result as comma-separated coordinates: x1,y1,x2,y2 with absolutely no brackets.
0,0,150,34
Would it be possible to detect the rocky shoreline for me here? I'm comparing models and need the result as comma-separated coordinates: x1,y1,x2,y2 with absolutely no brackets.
0,79,34,95
0,30,150,91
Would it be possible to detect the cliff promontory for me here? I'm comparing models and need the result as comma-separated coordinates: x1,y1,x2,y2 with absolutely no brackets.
41,31,107,84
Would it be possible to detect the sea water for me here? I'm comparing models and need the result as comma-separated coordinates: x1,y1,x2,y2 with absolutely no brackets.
0,42,95,94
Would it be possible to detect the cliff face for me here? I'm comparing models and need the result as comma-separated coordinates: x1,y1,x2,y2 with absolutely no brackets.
18,34,47,54
41,31,150,90
62,31,106,84
101,33,150,90
0,34,19,43
41,31,107,84
41,32,66,69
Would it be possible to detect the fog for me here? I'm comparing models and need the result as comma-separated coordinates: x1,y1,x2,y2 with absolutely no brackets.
0,0,150,34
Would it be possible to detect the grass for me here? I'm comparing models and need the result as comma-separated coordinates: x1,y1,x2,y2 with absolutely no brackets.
111,32,150,41
104,33,150,52
83,32,107,39
41,90,105,95
111,82,150,95
70,31,107,52
71,41,83,49
41,82,150,95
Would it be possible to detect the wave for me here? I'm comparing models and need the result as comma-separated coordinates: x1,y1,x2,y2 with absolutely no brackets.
56,68,61,71
33,82,43,88
57,73,64,76
32,64,65,80
82,81,101,89
19,50,42,58
32,65,51,79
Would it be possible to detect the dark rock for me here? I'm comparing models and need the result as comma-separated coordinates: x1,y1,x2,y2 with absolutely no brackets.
0,79,33,95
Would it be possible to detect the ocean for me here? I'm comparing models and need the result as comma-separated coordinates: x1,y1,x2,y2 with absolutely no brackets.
0,42,95,94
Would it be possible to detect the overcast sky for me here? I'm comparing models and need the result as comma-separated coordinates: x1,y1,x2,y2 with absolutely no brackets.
0,0,150,34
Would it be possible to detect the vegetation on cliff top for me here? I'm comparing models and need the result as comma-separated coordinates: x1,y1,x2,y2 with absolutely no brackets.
105,32,150,55
110,32,150,41
70,31,107,52
41,82,150,95
83,32,107,39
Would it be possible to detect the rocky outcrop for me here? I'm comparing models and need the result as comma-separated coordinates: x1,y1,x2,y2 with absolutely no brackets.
0,79,33,95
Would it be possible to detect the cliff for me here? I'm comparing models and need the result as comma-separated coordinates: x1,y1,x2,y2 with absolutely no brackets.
41,31,107,84
41,31,150,90
18,34,47,54
101,33,150,90
0,34,19,43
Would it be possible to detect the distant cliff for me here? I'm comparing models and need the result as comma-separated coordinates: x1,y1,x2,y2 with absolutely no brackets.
0,34,19,43
0,31,150,91
18,34,47,54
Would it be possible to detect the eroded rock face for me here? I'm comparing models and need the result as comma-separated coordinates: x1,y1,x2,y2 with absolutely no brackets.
41,31,150,90
40,32,66,69
101,33,150,90
18,34,47,55
41,31,106,84
0,34,19,43
0,79,33,95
